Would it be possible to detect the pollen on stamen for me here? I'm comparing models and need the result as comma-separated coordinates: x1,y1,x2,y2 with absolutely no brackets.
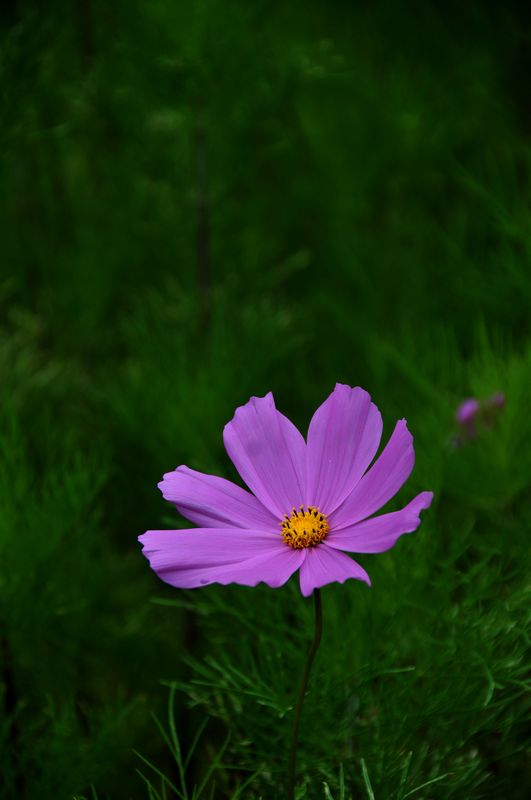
280,505,330,549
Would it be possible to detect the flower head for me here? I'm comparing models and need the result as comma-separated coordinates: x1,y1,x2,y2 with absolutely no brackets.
139,384,433,596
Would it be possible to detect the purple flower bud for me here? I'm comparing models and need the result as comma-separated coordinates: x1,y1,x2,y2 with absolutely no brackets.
454,398,480,444
456,398,480,425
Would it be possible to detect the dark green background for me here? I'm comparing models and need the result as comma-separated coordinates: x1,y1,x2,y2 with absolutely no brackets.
1,2,530,798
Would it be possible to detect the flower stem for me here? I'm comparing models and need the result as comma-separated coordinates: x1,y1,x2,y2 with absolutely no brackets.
287,588,323,800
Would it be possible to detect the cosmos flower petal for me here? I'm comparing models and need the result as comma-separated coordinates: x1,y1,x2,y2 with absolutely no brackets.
306,384,382,513
330,419,414,529
223,392,306,518
326,491,433,553
299,544,371,597
159,466,278,530
139,528,304,589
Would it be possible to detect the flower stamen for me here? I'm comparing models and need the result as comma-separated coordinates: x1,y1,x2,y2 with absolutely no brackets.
281,505,329,549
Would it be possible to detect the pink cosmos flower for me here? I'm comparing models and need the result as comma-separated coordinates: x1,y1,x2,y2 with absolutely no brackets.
139,384,433,596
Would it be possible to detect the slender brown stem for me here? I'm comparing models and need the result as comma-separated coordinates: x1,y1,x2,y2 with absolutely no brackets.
287,589,323,799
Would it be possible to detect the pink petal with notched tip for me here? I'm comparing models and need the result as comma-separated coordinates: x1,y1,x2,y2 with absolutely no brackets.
330,419,414,530
159,465,278,530
299,544,371,597
223,393,306,518
305,384,383,515
326,491,433,554
138,527,304,590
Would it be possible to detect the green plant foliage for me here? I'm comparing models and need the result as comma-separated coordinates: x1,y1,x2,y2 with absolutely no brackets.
0,1,530,798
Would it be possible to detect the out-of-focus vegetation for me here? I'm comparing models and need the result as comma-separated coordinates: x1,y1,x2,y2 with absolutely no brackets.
1,1,530,797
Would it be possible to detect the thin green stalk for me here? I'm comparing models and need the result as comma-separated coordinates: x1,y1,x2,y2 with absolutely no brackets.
287,588,323,800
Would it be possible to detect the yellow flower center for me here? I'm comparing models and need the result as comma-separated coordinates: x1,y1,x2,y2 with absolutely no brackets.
280,506,330,549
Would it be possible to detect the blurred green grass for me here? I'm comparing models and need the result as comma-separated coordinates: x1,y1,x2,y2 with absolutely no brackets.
0,1,530,798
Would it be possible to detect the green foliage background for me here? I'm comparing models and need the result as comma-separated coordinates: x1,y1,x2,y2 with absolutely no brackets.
1,1,529,798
